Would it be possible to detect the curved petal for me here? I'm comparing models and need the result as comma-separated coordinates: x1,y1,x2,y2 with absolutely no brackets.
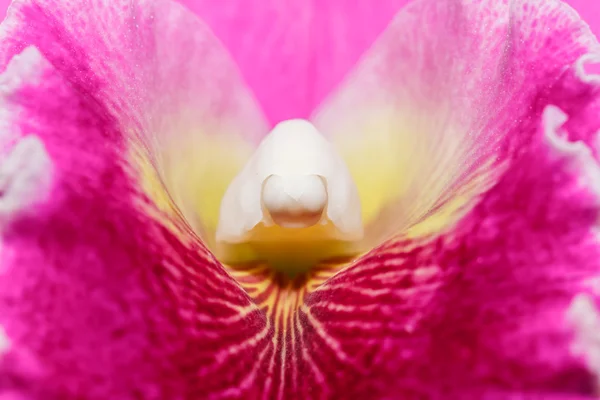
0,0,270,247
301,106,600,398
298,1,600,398
312,0,600,246
0,1,270,398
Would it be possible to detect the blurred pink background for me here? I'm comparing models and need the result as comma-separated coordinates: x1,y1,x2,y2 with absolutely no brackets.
0,0,595,34
568,0,600,36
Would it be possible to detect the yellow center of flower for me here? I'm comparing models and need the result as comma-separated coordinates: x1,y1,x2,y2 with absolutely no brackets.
133,109,499,278
213,119,364,275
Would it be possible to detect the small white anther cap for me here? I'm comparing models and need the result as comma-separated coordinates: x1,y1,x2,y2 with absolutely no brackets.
216,119,363,243
262,174,327,228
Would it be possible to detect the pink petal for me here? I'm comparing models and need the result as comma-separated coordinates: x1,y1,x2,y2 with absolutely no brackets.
181,0,600,124
0,1,270,398
181,0,411,124
0,0,268,142
312,0,600,244
567,294,600,386
297,0,600,397
0,0,272,246
301,106,600,397
2,0,600,398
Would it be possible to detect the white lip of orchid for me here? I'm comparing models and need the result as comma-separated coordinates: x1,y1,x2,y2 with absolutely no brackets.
215,119,363,268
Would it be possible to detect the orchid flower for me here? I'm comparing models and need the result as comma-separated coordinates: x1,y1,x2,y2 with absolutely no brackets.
0,0,600,398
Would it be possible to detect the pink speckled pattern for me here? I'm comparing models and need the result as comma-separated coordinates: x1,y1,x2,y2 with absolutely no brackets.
0,1,268,398
0,0,599,400
0,51,267,395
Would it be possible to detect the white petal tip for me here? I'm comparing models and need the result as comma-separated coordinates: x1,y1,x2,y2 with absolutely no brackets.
0,326,10,357
543,106,600,205
567,294,600,385
0,135,53,229
0,46,45,94
575,53,600,84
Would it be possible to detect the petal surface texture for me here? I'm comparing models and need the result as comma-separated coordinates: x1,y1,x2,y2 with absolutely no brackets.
0,0,599,400
0,0,269,398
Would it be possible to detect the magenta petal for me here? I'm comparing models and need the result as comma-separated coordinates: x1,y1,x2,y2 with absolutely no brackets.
183,0,411,123
0,0,272,255
297,0,600,397
0,0,268,144
0,1,269,398
306,0,600,245
1,0,600,399
301,105,600,398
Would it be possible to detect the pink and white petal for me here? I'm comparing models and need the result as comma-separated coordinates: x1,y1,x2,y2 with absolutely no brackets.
298,0,600,397
312,0,600,246
0,0,269,244
0,2,270,398
301,104,600,398
567,294,600,390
